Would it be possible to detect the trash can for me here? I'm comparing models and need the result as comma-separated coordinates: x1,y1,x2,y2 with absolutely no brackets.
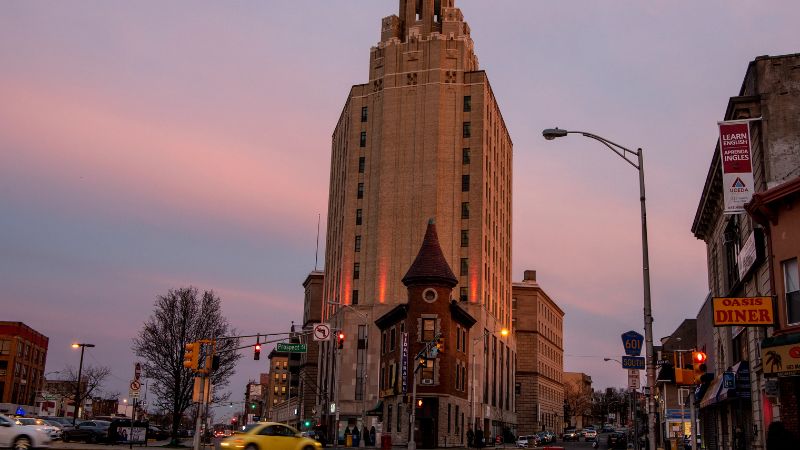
381,434,392,450
346,434,353,447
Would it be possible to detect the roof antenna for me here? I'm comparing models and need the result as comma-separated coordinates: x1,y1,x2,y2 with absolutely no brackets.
314,213,321,271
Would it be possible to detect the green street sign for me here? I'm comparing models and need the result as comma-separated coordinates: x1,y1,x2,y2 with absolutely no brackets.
276,343,307,353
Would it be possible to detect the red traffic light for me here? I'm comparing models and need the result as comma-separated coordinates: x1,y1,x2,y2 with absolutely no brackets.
692,351,707,364
338,332,345,340
254,343,262,360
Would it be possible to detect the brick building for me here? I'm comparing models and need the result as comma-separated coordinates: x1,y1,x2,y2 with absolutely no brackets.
511,270,564,435
265,351,289,421
374,220,477,448
0,322,48,414
692,53,800,449
318,0,516,441
564,372,593,429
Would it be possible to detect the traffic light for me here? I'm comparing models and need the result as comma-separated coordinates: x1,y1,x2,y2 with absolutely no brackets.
692,351,708,384
183,342,200,370
250,402,257,410
254,343,261,360
436,336,444,354
337,332,345,349
304,420,311,428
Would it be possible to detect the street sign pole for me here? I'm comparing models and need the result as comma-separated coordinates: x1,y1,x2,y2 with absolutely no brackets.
193,375,204,450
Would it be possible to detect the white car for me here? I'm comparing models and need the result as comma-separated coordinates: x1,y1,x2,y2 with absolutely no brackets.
15,419,61,441
0,414,51,449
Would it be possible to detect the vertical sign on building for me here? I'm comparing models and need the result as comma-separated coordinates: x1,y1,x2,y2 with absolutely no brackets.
719,121,755,213
401,332,409,394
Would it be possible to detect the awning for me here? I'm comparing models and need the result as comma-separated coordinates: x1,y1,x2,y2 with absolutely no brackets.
699,374,724,408
365,400,384,417
718,361,751,402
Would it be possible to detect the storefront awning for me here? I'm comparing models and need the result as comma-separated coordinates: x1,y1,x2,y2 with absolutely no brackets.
699,375,723,408
717,361,751,402
365,400,384,416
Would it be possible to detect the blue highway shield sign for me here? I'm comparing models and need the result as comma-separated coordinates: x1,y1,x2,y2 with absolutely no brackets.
621,330,645,356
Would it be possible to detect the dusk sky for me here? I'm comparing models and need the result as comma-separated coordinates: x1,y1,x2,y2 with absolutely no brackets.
2,1,798,420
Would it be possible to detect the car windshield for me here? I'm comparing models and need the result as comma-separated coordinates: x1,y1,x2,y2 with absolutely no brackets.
242,423,260,434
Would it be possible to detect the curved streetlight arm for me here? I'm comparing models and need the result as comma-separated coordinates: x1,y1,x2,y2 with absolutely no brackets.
570,131,640,170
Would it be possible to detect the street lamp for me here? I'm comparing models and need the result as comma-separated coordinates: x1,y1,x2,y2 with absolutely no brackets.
71,343,95,426
327,300,370,448
543,128,656,450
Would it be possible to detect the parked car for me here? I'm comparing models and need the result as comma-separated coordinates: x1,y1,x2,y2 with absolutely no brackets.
536,431,555,444
62,420,110,443
38,418,74,433
607,431,628,449
14,418,61,440
584,428,598,442
0,414,51,450
220,422,322,450
147,426,170,441
515,435,531,448
601,424,615,433
563,428,579,442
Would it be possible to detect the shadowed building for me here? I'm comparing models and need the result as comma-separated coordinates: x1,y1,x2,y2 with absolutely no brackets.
318,0,515,443
0,322,48,415
512,271,565,435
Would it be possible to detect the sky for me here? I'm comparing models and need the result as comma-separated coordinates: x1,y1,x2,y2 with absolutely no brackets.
1,0,798,421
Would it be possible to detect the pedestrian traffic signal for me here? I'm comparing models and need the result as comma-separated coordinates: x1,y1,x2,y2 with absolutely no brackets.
254,343,261,360
337,332,345,349
183,342,200,370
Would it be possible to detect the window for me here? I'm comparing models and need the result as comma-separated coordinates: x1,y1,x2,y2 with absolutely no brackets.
356,209,362,225
353,263,360,280
274,373,279,380
282,373,287,380
421,358,434,382
461,230,469,247
0,340,10,356
390,327,396,352
355,236,362,252
461,202,469,219
462,175,470,192
356,325,367,400
382,332,387,355
422,319,436,341
784,258,800,325
463,122,471,138
462,148,470,164
352,290,359,305
456,327,462,351
463,96,471,112
360,131,367,147
359,157,365,173
361,106,368,122
387,405,393,433
447,403,452,433
357,182,364,199
460,258,468,276
460,287,468,302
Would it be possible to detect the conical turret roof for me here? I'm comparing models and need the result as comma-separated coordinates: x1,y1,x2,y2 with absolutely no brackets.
402,219,458,288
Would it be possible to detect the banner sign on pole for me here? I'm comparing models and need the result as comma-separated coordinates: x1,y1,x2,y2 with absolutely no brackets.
401,332,409,394
719,121,755,214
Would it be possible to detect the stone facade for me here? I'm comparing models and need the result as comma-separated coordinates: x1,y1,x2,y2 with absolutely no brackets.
692,53,800,450
318,0,516,444
511,271,564,435
563,372,593,429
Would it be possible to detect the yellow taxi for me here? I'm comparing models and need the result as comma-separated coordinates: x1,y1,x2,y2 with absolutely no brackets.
220,422,322,450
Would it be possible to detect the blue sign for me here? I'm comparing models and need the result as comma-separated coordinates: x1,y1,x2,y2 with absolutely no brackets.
621,330,645,356
622,356,646,370
722,371,736,389
15,407,25,416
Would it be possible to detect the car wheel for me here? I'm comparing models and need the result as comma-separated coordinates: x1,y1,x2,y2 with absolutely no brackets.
13,437,32,450
87,433,97,444
245,444,259,450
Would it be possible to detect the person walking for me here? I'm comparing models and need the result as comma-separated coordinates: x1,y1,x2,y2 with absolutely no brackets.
467,425,474,449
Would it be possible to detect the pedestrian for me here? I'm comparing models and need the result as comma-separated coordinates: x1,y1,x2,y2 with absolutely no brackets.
467,425,474,449
475,427,483,449
733,427,745,450
767,421,797,450
370,426,376,447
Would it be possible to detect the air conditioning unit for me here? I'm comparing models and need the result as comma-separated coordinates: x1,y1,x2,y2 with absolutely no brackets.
421,379,434,385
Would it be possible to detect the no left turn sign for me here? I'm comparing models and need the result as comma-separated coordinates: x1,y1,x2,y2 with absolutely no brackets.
313,323,331,341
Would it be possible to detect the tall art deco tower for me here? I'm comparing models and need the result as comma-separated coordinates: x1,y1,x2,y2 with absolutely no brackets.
318,1,515,443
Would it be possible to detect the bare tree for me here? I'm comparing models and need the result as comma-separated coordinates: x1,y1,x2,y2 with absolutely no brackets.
564,379,593,427
46,365,112,417
132,287,241,445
